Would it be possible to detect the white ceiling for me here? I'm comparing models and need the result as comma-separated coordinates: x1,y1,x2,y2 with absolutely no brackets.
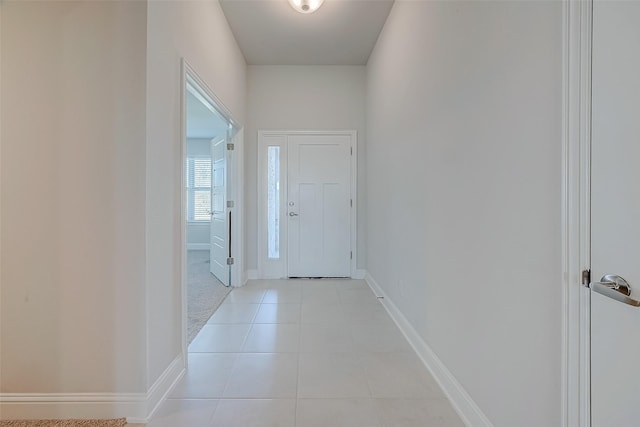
219,0,395,65
186,91,229,139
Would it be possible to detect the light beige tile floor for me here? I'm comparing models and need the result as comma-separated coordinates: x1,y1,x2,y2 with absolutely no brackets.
137,279,465,427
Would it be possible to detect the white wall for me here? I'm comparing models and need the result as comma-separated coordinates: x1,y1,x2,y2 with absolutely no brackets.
187,138,212,157
146,0,246,385
366,2,562,426
1,0,245,418
1,0,147,394
246,65,366,273
187,223,210,248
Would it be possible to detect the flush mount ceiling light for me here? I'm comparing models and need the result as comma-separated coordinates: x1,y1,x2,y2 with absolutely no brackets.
288,0,324,14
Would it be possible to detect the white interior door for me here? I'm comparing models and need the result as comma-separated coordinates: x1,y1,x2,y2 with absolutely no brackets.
210,137,229,286
590,2,640,425
287,134,351,277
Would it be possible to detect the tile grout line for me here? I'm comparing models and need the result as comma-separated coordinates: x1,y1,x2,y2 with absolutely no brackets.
294,287,303,427
236,290,265,354
164,280,462,426
214,290,261,404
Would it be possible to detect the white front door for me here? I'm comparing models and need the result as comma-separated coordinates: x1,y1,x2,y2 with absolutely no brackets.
590,2,640,425
210,137,229,286
287,134,351,277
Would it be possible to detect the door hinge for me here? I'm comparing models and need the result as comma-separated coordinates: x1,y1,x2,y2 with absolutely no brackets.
350,146,353,155
227,200,235,208
350,251,353,260
227,257,234,265
350,199,353,207
227,143,235,151
582,269,591,287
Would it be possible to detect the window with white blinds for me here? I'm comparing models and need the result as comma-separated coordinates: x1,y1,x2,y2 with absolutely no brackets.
186,157,212,221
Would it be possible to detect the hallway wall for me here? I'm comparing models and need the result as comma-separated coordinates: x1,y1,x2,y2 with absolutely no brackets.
1,0,148,395
146,0,247,387
1,0,246,418
245,65,366,275
366,1,563,426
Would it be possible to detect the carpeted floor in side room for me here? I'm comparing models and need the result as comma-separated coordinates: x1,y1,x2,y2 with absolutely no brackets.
0,419,126,427
187,250,231,343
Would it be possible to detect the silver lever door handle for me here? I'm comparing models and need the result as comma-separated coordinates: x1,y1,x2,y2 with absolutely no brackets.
589,274,640,307
289,212,298,217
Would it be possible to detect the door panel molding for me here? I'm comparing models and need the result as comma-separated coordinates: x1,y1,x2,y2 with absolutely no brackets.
562,1,592,426
258,130,357,279
210,136,230,286
589,2,640,424
287,134,351,277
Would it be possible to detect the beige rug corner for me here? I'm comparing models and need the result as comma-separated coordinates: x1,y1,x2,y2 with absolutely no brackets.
0,419,126,427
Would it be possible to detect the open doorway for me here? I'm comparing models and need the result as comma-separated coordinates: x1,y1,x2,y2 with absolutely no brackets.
182,63,241,345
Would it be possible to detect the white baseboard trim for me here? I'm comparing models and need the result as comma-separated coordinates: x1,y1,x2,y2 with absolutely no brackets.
353,269,366,280
246,269,258,281
0,393,146,421
365,272,493,427
187,243,210,250
0,354,185,423
142,353,185,423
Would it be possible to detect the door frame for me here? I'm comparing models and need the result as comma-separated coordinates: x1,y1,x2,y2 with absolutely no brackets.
257,130,358,279
562,1,592,426
180,59,244,359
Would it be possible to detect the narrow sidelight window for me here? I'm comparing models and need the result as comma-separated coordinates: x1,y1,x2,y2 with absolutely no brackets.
267,146,280,259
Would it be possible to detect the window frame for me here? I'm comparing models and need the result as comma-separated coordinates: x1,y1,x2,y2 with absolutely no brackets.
185,155,212,223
